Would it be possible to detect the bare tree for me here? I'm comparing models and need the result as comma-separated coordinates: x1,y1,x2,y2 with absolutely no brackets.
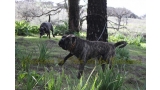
15,1,41,22
15,1,62,22
113,8,130,30
107,7,131,31
107,7,115,18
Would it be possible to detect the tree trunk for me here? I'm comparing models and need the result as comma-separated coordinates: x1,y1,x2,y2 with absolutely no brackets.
117,16,122,31
68,0,80,33
87,0,108,42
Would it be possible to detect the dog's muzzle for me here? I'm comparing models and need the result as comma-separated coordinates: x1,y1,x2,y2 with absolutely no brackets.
59,39,67,50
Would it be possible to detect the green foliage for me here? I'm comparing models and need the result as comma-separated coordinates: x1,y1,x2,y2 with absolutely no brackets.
15,21,30,36
94,67,125,90
15,36,145,90
64,66,125,90
37,42,49,62
127,35,146,46
54,21,68,35
17,70,42,90
115,33,125,39
109,32,146,47
15,21,39,36
44,67,64,90
29,26,39,34
15,45,32,71
16,68,65,90
115,48,130,60
74,31,86,38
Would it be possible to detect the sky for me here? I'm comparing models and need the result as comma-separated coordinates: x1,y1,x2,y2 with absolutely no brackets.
49,0,146,16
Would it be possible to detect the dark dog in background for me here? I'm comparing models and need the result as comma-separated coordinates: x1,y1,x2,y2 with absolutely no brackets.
58,34,127,79
39,14,54,39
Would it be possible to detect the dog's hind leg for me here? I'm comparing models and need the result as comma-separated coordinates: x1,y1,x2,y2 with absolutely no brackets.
46,33,50,39
100,56,106,72
51,29,55,37
101,63,105,72
50,25,54,37
109,57,113,69
106,58,112,69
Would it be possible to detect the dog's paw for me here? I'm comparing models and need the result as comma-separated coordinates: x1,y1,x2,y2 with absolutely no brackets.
58,61,64,66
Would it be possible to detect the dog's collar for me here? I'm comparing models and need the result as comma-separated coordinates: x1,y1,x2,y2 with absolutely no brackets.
68,41,76,52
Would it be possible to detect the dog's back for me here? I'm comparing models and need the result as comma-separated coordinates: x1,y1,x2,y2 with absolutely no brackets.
40,22,53,31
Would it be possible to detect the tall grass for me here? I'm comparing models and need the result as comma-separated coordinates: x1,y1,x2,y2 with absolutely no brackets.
37,42,49,62
44,67,64,90
115,48,130,61
63,65,126,90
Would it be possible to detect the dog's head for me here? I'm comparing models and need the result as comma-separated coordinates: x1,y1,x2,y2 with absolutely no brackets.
39,27,46,36
58,34,76,50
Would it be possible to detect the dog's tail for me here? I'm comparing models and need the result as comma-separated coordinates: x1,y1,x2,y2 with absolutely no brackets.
114,41,127,48
48,14,51,22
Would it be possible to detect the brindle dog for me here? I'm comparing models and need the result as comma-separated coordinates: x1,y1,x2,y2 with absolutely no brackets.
58,34,127,79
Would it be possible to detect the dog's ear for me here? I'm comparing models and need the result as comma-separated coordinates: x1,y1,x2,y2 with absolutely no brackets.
62,34,67,38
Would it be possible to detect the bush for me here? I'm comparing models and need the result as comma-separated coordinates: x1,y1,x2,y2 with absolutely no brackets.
54,21,68,35
115,48,130,60
109,33,146,47
15,21,39,36
15,21,31,36
29,26,39,34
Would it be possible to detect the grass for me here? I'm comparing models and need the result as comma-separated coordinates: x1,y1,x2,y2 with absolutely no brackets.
15,33,146,90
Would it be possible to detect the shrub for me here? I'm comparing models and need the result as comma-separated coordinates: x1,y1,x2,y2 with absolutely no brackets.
109,33,146,47
29,26,39,34
15,21,31,36
15,21,39,36
54,21,68,35
115,48,130,60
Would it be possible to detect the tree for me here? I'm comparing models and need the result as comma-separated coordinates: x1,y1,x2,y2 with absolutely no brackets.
87,0,108,42
113,8,130,30
68,0,80,33
15,1,61,22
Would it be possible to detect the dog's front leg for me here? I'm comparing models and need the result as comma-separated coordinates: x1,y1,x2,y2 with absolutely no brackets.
58,53,73,66
48,33,50,39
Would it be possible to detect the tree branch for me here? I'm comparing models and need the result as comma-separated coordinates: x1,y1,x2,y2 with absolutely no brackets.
107,20,130,31
31,7,62,17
